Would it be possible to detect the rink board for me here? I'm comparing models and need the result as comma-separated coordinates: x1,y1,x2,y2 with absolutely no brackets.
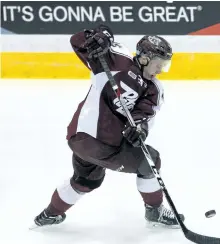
1,35,220,80
2,52,220,80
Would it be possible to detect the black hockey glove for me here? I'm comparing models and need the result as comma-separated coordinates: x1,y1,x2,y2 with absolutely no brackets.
122,120,148,147
83,25,114,59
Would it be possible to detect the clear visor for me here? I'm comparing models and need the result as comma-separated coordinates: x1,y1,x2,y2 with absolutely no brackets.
151,56,172,72
140,54,172,73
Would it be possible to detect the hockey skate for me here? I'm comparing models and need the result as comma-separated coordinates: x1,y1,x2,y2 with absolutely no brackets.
33,209,66,227
145,204,185,229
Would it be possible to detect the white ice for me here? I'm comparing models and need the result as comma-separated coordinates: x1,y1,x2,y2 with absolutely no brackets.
0,79,220,244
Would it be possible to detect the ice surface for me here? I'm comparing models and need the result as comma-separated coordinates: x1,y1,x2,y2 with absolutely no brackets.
0,79,220,244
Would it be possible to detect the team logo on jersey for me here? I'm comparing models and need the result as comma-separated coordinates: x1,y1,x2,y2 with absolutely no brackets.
113,81,138,116
128,71,137,80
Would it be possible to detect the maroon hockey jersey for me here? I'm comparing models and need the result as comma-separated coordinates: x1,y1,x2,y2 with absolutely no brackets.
67,31,164,147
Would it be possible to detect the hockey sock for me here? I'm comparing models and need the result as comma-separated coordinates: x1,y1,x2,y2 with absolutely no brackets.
136,175,163,207
46,178,85,215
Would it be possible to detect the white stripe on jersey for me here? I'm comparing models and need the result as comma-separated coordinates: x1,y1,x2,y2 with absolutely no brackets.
77,71,120,138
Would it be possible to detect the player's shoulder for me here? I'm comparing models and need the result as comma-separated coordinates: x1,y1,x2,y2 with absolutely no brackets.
110,42,133,61
151,77,164,93
150,77,165,103
109,42,140,77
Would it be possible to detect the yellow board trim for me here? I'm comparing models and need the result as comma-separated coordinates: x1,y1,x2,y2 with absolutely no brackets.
1,52,220,80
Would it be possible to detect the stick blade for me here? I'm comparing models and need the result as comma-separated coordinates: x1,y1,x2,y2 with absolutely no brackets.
185,229,220,244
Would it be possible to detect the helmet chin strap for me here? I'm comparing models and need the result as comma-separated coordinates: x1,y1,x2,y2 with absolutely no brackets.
134,56,150,77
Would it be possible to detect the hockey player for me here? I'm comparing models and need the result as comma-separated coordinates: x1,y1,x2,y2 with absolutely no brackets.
34,25,184,228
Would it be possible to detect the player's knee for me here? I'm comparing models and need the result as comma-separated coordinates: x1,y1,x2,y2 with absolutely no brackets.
146,145,161,170
70,174,105,193
136,146,161,193
137,145,161,177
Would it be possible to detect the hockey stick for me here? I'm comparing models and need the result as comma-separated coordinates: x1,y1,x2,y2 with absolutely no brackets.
98,54,220,244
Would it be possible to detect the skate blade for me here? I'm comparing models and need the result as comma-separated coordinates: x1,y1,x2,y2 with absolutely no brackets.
29,224,41,230
29,223,51,230
146,220,181,230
